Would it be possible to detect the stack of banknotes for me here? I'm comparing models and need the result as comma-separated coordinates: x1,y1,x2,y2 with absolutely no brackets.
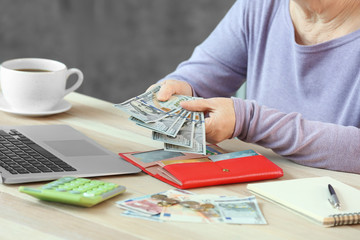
114,86,207,154
116,189,267,224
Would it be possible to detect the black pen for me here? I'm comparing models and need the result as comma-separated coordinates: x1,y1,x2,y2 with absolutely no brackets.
328,184,341,210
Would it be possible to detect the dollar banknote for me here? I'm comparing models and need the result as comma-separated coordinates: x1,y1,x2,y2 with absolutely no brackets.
114,86,169,123
152,112,195,147
115,86,191,123
167,110,191,137
114,87,207,154
164,112,206,155
129,108,184,136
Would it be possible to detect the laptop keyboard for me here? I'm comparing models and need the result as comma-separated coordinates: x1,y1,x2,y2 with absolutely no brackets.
0,129,77,175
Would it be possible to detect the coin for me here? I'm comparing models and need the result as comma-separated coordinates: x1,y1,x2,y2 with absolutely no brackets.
179,201,201,209
165,198,180,205
151,194,168,200
157,201,171,207
199,203,215,211
157,198,179,207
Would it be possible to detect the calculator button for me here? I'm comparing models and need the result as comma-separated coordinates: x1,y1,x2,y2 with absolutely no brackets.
60,185,73,191
83,192,95,197
69,190,82,194
72,189,84,193
94,189,106,195
55,188,67,192
76,186,92,192
63,182,81,189
76,178,90,184
89,180,103,185
61,177,76,182
43,183,60,189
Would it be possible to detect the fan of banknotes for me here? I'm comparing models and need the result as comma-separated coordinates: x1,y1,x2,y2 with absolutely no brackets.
114,85,207,154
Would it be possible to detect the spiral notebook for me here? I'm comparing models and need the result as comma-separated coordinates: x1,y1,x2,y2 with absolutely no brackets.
247,176,360,227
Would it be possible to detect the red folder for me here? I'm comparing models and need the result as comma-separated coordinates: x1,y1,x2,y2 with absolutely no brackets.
119,148,283,189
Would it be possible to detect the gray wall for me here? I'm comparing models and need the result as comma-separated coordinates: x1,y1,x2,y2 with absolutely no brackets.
0,0,235,103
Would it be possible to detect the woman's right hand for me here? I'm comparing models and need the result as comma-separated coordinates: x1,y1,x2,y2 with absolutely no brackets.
147,79,193,101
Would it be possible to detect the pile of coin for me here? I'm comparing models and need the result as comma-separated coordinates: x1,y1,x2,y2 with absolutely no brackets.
151,193,215,211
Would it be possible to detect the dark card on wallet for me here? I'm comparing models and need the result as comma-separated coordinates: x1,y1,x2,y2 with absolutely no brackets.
119,146,283,189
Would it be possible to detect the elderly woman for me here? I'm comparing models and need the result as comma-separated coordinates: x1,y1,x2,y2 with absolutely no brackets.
148,0,360,173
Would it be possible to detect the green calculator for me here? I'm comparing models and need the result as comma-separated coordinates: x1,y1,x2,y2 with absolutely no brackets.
19,177,126,207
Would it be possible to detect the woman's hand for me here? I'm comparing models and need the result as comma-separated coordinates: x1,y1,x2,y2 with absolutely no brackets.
147,79,193,101
148,80,235,144
181,97,236,144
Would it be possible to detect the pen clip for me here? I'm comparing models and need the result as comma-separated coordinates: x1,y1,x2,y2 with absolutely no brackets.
328,197,336,208
328,196,341,210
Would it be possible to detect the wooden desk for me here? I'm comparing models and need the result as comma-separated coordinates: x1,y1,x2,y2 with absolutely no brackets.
0,93,359,240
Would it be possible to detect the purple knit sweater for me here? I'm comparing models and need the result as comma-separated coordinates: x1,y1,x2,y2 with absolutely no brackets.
162,0,360,174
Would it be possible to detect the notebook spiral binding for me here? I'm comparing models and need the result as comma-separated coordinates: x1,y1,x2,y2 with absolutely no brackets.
330,212,360,226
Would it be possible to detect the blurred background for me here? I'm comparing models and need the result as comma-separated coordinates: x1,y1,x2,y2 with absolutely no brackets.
0,0,235,103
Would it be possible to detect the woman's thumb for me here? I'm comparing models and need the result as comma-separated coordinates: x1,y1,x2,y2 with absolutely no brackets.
180,99,211,112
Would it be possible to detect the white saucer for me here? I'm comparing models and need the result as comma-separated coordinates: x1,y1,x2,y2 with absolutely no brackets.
0,95,72,116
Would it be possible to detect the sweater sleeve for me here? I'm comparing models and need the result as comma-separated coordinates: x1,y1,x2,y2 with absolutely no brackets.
232,97,360,174
161,0,248,98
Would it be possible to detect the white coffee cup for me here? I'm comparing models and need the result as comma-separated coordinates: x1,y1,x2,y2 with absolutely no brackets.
0,58,83,112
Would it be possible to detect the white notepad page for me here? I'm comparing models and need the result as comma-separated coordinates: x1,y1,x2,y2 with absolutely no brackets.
247,177,360,226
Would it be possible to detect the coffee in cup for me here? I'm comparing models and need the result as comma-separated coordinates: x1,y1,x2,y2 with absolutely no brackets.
0,58,83,112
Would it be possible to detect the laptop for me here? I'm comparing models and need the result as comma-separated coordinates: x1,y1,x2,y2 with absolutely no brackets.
0,124,141,184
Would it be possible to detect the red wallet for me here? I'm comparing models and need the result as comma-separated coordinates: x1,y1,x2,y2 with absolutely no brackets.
119,147,283,189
